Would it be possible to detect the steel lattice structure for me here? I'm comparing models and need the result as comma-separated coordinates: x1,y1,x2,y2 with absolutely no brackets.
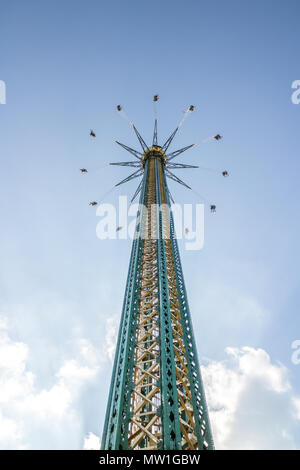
101,108,215,450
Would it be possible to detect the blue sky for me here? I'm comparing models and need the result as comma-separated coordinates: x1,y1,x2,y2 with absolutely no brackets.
0,0,300,449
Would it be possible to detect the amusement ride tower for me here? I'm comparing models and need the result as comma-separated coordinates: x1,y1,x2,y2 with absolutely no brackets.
101,100,221,450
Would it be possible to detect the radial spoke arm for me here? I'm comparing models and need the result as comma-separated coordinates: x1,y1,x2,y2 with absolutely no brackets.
165,169,192,190
166,144,194,161
130,179,143,203
153,119,158,146
110,161,142,168
116,141,143,160
162,126,179,152
132,125,148,152
115,169,143,187
167,162,198,169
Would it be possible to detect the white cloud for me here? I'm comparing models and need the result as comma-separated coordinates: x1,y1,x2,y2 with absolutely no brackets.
0,409,23,447
0,328,28,373
227,346,290,393
293,397,300,420
202,347,300,449
58,359,99,383
77,338,101,366
0,315,115,449
0,316,8,330
104,315,119,362
1,308,300,450
83,432,101,450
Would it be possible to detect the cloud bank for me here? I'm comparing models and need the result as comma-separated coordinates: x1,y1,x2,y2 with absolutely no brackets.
0,314,118,449
202,346,300,449
0,313,299,450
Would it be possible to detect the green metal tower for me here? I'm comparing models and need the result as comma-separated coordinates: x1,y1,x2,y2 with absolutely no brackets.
102,103,216,450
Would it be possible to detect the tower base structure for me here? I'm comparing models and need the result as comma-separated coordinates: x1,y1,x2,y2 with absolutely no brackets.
101,148,214,450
